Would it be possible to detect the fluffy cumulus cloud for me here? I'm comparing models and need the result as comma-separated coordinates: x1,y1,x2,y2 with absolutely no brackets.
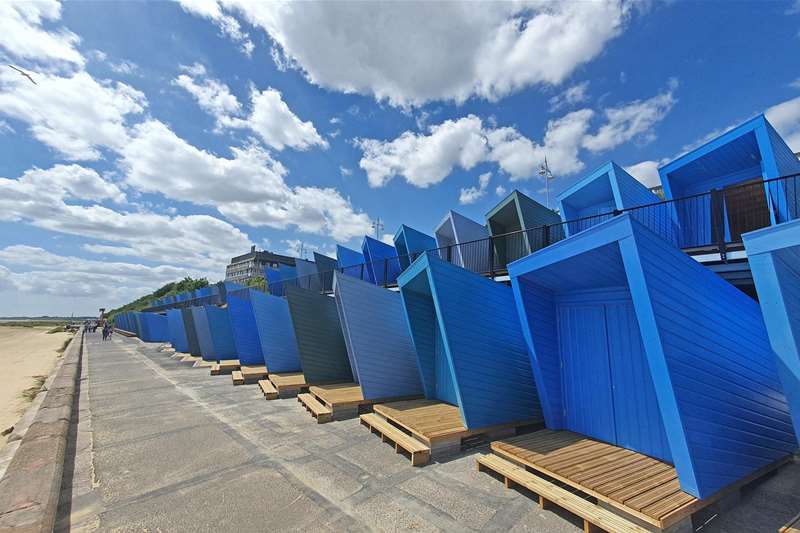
459,172,491,205
179,0,636,107
358,82,677,187
766,95,800,152
0,69,147,160
0,0,84,67
173,65,327,150
0,164,251,272
548,81,590,112
176,0,254,56
120,120,368,241
625,160,662,188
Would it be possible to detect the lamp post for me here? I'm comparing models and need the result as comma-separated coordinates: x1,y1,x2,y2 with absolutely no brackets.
539,157,555,209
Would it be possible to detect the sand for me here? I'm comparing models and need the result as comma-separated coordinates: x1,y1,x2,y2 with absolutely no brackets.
0,326,73,447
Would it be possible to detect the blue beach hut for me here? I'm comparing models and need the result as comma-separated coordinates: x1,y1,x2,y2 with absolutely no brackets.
486,189,562,267
250,291,302,373
181,308,202,356
557,162,668,239
226,289,266,367
336,245,367,280
362,236,403,285
508,214,796,499
294,258,321,292
139,313,169,342
166,309,189,353
434,210,490,273
313,252,338,292
393,225,437,270
744,219,800,444
192,306,237,362
658,115,800,248
334,272,423,401
397,252,541,430
286,286,353,384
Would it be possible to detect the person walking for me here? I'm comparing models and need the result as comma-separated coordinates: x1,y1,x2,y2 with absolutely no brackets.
102,323,108,341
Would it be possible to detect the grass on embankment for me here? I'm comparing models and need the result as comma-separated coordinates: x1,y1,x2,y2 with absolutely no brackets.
19,375,48,403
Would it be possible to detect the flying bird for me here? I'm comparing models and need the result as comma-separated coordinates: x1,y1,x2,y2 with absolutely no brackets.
7,65,37,85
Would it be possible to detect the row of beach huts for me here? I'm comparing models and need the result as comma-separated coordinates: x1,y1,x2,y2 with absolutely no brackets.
114,115,800,533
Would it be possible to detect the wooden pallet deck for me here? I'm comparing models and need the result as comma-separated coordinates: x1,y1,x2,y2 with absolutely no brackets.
232,370,244,385
488,429,790,531
366,399,538,463
268,372,308,398
782,512,800,533
303,383,420,422
240,365,268,382
258,379,278,400
210,359,240,376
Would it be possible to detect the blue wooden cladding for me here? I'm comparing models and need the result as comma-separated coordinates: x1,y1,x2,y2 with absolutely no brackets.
744,219,800,444
336,245,366,279
434,210,490,273
226,289,266,366
166,309,189,353
394,225,437,270
286,286,353,384
659,115,800,247
191,306,237,361
294,258,321,292
249,291,302,373
509,214,796,499
487,190,562,264
136,313,169,342
398,252,542,430
313,252,337,290
362,235,402,285
557,162,667,238
181,308,201,356
334,272,423,400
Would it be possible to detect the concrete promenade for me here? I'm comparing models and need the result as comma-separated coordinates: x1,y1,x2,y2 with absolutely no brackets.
56,333,800,532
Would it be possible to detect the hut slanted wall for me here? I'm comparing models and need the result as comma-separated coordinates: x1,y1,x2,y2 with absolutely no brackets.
313,252,338,292
334,272,423,400
192,307,214,361
434,210,490,274
394,225,437,271
295,259,321,292
250,291,301,373
397,252,542,429
181,308,202,356
336,245,367,280
286,286,353,384
192,306,237,362
744,219,800,444
227,290,266,366
167,309,189,353
137,312,169,342
486,190,562,265
509,214,796,499
362,236,402,285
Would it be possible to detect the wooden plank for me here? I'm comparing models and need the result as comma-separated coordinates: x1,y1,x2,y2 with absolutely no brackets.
781,511,800,533
476,454,649,533
258,379,278,400
240,365,268,381
298,393,332,423
360,413,431,466
231,370,245,385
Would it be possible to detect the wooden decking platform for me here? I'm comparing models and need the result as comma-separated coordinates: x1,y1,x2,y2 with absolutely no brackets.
300,383,419,423
782,512,800,533
267,372,308,398
484,429,790,531
362,399,538,465
238,365,268,383
258,379,278,400
210,359,240,376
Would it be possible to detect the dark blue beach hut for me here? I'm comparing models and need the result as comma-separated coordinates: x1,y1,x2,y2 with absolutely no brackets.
137,313,169,342
434,210,490,273
362,236,402,285
191,306,237,362
557,161,666,238
508,214,796,499
294,258,321,292
249,290,302,373
658,115,800,248
394,224,437,270
334,272,423,400
313,252,337,291
744,219,800,444
166,309,189,353
397,252,541,429
336,244,366,279
181,308,201,356
286,286,353,384
226,289,265,367
486,189,562,266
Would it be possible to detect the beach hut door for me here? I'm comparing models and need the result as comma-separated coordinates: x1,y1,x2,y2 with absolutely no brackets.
723,178,770,242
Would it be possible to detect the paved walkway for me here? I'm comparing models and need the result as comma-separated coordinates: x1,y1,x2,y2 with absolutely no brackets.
56,333,800,532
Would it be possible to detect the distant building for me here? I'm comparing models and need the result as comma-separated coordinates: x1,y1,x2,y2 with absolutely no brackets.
225,246,296,284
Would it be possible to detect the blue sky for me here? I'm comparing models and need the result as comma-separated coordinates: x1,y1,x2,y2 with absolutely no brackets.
0,0,799,316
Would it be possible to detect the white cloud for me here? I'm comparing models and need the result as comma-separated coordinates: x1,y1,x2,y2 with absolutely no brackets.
0,69,147,160
109,59,139,76
766,95,800,152
789,78,800,90
380,233,394,246
495,185,507,197
0,120,14,134
120,120,369,241
358,84,676,188
340,166,352,177
173,67,327,150
549,81,590,112
0,164,251,272
0,0,84,67
625,160,662,188
459,172,491,205
185,1,637,107
582,79,678,153
176,0,254,56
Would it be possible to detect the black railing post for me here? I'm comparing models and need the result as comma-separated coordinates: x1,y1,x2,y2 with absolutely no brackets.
383,259,389,287
488,236,495,278
710,188,727,262
447,245,452,263
359,263,365,281
543,225,550,248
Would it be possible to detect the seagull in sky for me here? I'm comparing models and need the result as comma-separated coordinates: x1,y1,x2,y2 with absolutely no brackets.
7,65,37,85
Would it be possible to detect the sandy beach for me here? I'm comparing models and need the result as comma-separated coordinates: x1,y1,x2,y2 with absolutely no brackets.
0,326,73,447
